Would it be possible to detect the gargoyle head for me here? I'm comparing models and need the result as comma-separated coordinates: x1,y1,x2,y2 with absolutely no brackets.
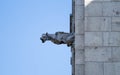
40,33,48,43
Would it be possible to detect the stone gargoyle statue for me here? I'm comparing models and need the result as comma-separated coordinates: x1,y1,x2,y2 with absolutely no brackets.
40,32,74,46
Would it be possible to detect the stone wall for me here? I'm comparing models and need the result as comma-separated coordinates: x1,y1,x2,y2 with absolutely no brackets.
72,0,120,75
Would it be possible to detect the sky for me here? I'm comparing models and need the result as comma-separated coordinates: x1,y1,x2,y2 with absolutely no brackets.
0,0,72,75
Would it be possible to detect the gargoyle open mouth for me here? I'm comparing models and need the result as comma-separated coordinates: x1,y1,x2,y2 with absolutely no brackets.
40,37,45,43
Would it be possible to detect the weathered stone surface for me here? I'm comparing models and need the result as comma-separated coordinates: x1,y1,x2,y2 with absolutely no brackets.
101,17,111,31
103,2,120,16
73,1,120,75
111,0,120,1
103,2,112,16
85,62,104,75
109,32,120,46
103,32,110,46
112,47,120,62
85,2,102,16
112,2,120,16
112,17,120,31
104,63,120,75
75,49,84,64
85,47,112,62
85,0,111,6
75,64,85,75
75,18,84,35
103,32,120,46
115,63,120,75
85,17,101,31
75,5,84,19
75,0,84,5
75,35,84,49
85,32,102,46
85,17,111,31
104,63,115,75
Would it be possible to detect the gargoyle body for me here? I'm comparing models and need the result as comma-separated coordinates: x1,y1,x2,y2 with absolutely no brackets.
40,32,74,46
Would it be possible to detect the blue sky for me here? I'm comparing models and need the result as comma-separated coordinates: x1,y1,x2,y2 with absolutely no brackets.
0,0,71,75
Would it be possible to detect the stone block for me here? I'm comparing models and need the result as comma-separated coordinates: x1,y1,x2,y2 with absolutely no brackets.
112,17,120,31
103,2,113,16
103,32,110,46
104,63,115,75
85,32,102,46
85,17,101,31
101,17,111,31
112,2,120,16
104,63,120,75
75,35,84,49
85,47,112,62
85,0,111,6
103,2,120,16
85,2,102,16
85,32,120,46
85,17,111,31
75,49,84,64
75,18,84,35
111,0,120,1
85,62,104,75
112,47,120,62
115,63,120,75
109,32,120,46
103,32,120,46
75,5,84,19
75,0,84,5
75,64,85,75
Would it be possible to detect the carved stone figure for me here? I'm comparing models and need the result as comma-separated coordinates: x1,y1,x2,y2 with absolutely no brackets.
40,32,74,46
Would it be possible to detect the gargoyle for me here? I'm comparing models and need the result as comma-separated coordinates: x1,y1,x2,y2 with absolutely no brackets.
40,32,74,46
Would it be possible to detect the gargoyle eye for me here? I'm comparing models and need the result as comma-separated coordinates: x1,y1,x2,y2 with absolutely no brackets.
43,36,46,38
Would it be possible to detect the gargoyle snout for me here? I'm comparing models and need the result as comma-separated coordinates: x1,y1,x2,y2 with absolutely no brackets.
40,37,45,43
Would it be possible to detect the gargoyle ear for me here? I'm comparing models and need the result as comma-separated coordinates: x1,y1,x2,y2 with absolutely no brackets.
46,32,48,35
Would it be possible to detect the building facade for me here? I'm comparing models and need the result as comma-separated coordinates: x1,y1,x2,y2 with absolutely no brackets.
71,0,120,75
